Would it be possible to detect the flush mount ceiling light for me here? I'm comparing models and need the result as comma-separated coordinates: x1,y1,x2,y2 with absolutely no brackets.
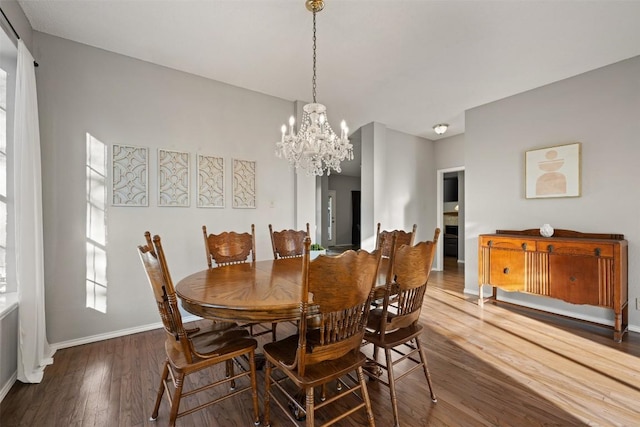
433,124,449,135
275,0,353,176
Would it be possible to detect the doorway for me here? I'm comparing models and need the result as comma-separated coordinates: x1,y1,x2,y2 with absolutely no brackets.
436,167,465,271
351,191,361,247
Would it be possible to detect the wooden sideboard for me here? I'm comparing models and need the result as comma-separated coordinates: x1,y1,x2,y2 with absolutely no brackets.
478,229,628,341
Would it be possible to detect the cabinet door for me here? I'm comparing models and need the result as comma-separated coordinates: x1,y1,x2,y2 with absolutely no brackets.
489,249,526,291
549,255,600,305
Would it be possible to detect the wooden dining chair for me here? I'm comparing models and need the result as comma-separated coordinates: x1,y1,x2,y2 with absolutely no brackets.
202,224,256,267
202,223,277,341
138,232,260,427
263,237,381,427
375,223,417,258
363,228,441,427
269,223,310,259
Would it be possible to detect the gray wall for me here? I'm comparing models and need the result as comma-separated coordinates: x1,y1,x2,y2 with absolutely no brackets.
0,0,33,51
33,32,299,345
0,306,17,397
465,56,640,331
360,123,437,250
435,133,464,170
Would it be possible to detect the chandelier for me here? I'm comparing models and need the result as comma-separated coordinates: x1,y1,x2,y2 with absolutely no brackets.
275,0,353,176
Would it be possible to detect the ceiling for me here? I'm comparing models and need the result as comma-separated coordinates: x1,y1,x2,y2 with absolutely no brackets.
16,0,640,144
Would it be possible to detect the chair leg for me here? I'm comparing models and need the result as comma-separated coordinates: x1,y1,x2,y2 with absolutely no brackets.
271,322,278,342
248,349,261,425
385,348,401,427
169,371,185,427
264,361,272,427
305,386,315,427
226,359,236,390
416,338,437,402
372,344,380,361
151,360,169,420
357,366,375,427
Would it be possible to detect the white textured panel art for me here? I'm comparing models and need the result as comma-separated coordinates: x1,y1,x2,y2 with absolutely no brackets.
197,154,224,208
111,144,148,206
158,149,190,207
233,159,256,209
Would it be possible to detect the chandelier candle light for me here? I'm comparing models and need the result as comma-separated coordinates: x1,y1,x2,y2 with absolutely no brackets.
275,0,353,176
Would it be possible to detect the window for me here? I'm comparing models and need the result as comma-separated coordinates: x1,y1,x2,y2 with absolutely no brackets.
0,68,7,292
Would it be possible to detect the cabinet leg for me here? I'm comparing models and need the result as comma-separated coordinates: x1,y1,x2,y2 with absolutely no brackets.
478,285,483,307
614,305,629,342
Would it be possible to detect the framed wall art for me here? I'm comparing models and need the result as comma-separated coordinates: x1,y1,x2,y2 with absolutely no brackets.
158,149,190,207
232,159,256,209
111,144,148,206
197,154,225,208
525,142,581,199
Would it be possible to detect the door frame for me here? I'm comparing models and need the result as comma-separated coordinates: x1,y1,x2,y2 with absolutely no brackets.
327,190,337,247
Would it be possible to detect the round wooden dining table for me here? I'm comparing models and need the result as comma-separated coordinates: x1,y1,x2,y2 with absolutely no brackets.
176,256,390,323
177,258,310,322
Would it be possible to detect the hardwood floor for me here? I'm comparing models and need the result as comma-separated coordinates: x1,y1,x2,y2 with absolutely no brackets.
2,261,639,426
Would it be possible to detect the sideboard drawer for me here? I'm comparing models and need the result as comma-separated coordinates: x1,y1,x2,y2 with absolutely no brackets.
482,237,537,252
537,241,614,258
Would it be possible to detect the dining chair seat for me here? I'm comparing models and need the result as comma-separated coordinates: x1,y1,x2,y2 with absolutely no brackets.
263,333,368,388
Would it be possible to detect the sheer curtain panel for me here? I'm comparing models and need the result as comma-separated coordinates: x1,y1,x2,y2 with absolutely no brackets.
14,40,53,383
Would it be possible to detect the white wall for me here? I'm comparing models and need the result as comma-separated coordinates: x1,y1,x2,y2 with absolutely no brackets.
33,33,301,345
465,56,640,331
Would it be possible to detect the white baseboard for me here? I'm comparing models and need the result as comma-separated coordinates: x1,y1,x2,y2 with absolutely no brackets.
457,259,465,264
0,372,16,404
464,288,640,333
50,314,202,350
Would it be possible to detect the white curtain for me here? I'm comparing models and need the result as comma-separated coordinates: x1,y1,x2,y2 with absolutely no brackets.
14,40,54,383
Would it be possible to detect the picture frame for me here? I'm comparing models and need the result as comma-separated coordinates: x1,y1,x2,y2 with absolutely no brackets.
111,144,149,206
197,154,225,208
525,142,581,199
232,159,256,209
158,149,190,207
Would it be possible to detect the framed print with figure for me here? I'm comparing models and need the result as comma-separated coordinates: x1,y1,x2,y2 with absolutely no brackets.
525,142,581,199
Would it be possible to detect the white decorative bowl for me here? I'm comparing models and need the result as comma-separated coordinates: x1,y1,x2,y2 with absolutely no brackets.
540,224,554,237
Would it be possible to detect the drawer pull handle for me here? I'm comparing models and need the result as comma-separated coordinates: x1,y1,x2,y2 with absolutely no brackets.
521,243,527,251
569,276,576,282
548,244,554,253
595,248,601,256
488,240,493,247
503,267,510,274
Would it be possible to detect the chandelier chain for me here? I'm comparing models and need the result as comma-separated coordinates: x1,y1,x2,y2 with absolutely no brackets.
312,10,317,103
